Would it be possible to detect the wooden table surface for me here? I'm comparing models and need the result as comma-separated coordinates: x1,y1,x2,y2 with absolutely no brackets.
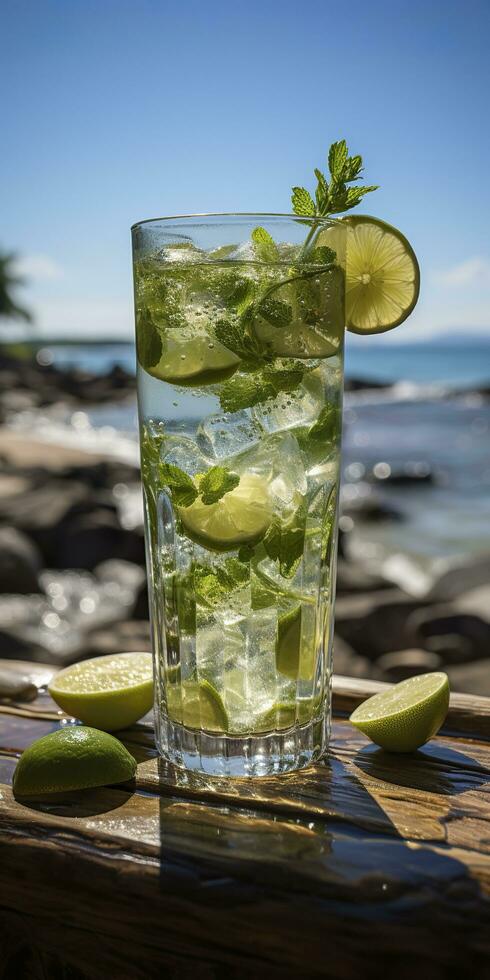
0,662,489,980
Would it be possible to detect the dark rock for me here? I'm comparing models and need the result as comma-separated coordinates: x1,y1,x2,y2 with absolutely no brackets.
370,461,435,485
424,632,475,664
133,579,149,620
56,509,145,570
427,555,490,602
333,636,373,678
0,665,37,702
0,527,43,594
447,659,490,696
336,557,391,594
344,377,390,391
86,620,151,657
408,592,490,661
342,495,404,523
334,589,426,659
374,649,443,683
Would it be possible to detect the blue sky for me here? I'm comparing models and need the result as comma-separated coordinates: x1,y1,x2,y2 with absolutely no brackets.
2,0,490,341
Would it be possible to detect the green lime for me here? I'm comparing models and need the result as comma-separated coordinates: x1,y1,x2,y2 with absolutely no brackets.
13,726,137,797
350,672,450,752
275,605,315,681
167,678,229,732
343,215,420,334
147,333,239,386
49,652,153,732
255,698,317,732
179,472,272,552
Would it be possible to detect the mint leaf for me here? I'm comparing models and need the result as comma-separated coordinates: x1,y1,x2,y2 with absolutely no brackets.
199,466,240,505
195,558,249,607
321,485,338,563
308,404,341,442
220,373,275,412
214,318,262,364
257,297,293,328
343,155,363,182
291,186,315,216
263,362,305,394
314,168,328,211
137,309,162,369
328,140,349,181
159,463,198,507
252,227,279,262
227,278,256,312
263,501,307,578
310,245,336,265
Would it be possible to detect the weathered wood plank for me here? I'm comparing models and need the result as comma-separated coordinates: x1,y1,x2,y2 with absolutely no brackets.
1,666,490,978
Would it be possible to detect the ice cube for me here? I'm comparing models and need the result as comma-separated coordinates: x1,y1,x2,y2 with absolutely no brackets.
232,430,307,511
160,434,211,478
252,368,325,434
196,410,263,460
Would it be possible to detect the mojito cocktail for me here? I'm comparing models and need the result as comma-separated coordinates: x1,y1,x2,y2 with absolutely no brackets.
133,214,345,774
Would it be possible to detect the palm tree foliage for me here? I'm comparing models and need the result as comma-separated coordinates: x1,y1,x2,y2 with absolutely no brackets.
0,252,32,322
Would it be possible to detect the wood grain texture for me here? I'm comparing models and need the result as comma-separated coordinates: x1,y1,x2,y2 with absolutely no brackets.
0,662,489,979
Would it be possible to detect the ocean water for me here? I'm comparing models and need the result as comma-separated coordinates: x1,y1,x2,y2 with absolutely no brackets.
47,339,490,388
12,339,490,587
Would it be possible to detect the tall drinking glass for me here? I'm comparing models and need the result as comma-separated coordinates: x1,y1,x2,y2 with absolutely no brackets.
132,214,346,776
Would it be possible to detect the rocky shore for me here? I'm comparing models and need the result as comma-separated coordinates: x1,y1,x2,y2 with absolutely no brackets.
0,351,489,697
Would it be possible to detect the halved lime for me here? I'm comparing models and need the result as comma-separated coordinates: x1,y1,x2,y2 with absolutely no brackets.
49,652,153,732
275,605,315,681
350,672,449,752
13,726,137,797
167,678,229,732
179,472,272,552
344,215,420,334
147,333,240,386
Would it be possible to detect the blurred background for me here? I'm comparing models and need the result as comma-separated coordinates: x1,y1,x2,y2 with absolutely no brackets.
1,0,489,695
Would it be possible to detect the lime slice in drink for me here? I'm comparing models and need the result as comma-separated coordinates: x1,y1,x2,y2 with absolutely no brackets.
167,678,229,732
179,472,272,552
344,215,420,334
49,652,153,732
148,333,240,386
275,605,315,681
253,318,341,360
13,726,137,797
255,698,317,732
350,672,449,752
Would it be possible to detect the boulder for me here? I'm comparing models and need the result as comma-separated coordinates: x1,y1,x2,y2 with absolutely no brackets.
427,555,490,602
332,635,373,679
447,659,490,697
408,592,490,661
85,620,151,657
0,527,43,594
56,509,145,571
334,589,426,660
374,649,443,683
336,557,391,594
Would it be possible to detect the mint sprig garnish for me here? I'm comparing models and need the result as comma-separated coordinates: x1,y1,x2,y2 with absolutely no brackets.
292,139,378,219
199,466,240,505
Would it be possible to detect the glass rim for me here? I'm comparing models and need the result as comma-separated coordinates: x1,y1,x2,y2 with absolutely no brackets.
131,211,345,232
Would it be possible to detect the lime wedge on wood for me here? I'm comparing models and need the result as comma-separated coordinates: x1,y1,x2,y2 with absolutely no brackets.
167,678,229,732
179,472,272,552
344,215,420,334
49,652,153,732
350,672,449,752
13,727,137,797
147,334,239,386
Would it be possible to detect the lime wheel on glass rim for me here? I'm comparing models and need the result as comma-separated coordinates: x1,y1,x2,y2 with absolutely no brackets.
343,214,420,334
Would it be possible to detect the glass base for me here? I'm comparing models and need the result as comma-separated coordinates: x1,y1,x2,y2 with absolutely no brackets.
156,713,329,777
